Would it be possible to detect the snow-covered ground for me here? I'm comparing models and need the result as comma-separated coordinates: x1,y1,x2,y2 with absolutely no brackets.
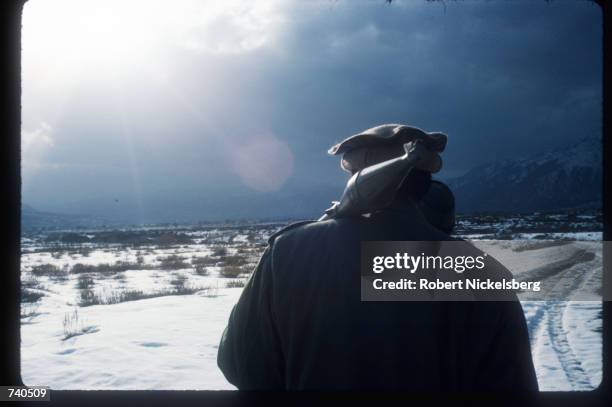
20,241,251,390
22,290,241,390
472,239,602,391
20,228,602,391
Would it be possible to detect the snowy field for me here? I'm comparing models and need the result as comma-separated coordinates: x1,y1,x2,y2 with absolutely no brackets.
471,239,602,391
20,212,603,391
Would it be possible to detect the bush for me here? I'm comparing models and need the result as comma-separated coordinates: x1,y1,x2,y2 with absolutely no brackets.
191,256,217,267
193,265,209,276
170,274,188,290
21,302,40,319
79,285,216,306
30,263,61,276
21,276,41,289
22,289,44,303
71,263,98,274
21,276,45,303
70,261,150,274
63,309,81,339
225,279,246,288
79,289,96,306
221,255,247,267
158,255,189,270
62,308,97,340
50,266,70,281
212,247,227,257
219,265,245,278
77,275,95,290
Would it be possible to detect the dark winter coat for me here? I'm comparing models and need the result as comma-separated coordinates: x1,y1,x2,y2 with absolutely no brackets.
217,204,538,391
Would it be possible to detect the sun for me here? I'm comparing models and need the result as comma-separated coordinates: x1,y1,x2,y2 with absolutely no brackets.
22,0,286,82
23,0,166,80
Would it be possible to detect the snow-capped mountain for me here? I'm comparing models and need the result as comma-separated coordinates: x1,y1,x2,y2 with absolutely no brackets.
448,137,602,213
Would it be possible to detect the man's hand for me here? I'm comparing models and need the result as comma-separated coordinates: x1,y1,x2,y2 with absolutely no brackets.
403,141,442,173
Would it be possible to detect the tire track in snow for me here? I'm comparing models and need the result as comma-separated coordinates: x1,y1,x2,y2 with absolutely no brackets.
546,301,591,389
520,244,599,389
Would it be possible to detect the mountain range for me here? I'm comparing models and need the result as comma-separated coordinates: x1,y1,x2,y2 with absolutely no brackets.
447,136,602,213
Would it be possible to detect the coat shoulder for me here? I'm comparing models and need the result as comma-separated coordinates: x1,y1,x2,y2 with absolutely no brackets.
267,220,319,245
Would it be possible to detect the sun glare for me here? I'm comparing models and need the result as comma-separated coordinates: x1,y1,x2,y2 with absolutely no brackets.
23,0,286,82
23,0,164,79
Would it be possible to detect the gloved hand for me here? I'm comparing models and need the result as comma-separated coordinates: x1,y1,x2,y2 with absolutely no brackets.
403,140,442,173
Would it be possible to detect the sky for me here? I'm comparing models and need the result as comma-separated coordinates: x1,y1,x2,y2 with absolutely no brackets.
21,0,602,222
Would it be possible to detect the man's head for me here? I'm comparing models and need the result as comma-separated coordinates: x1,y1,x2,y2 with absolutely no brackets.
328,124,447,159
329,124,447,204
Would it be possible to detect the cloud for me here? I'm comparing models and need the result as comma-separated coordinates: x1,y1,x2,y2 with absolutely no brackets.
21,122,54,173
174,0,288,55
20,0,602,216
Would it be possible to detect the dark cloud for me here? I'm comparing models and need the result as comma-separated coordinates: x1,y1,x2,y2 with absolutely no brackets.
22,0,602,219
